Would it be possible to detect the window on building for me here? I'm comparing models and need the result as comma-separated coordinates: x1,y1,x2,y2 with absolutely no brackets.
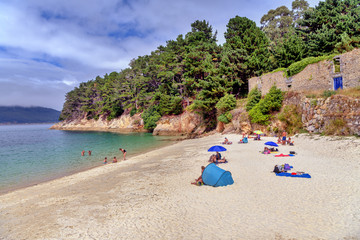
333,57,341,73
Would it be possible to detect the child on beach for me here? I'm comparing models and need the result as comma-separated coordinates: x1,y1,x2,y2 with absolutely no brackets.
222,137,232,145
119,148,126,160
103,157,107,164
113,157,117,163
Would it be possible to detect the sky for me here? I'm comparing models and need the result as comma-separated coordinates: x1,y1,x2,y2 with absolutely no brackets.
0,0,321,111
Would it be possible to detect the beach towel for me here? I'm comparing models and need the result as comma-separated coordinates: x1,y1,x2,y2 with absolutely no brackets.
275,153,295,157
276,172,311,178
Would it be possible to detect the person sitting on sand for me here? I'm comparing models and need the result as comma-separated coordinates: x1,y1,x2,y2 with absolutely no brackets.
103,157,107,164
113,157,117,163
287,137,294,146
254,134,261,141
222,137,232,145
277,136,282,144
214,151,227,163
191,166,205,186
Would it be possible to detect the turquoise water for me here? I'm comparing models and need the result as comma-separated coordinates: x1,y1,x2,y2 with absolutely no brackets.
0,124,175,194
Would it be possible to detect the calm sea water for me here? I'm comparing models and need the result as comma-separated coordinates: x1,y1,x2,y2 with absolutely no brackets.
0,124,175,194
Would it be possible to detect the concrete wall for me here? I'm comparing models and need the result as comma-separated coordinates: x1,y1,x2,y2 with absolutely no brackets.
249,48,360,94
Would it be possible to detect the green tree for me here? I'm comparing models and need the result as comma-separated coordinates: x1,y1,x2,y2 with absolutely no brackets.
223,16,271,92
298,0,360,56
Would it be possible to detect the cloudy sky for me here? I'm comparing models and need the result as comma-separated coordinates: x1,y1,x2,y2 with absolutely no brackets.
0,0,321,111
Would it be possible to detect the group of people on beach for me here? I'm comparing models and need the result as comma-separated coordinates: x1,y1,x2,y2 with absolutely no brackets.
103,148,127,164
277,130,294,145
81,148,127,164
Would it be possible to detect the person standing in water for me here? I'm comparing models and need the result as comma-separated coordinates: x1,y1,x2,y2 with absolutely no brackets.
119,148,127,160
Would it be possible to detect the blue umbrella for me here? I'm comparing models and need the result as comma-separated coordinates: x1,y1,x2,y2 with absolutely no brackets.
265,141,279,147
208,145,227,152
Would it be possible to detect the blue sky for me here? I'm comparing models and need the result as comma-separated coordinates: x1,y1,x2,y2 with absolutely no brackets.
0,0,321,111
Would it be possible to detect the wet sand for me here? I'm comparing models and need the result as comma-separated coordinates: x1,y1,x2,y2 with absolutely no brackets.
0,133,359,239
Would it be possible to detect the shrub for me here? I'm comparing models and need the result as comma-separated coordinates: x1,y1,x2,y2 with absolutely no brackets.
248,85,283,125
324,118,349,135
216,94,236,114
246,88,261,111
285,54,337,77
322,90,336,98
141,106,161,130
248,102,270,124
277,105,303,135
218,112,233,124
263,85,284,112
130,108,137,117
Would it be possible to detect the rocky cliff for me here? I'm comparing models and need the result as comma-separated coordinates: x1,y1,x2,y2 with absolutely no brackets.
51,93,359,136
50,111,206,136
50,113,146,132
152,111,205,136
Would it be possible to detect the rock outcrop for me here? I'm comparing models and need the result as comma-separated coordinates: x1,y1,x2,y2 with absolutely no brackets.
153,111,205,136
50,113,146,132
51,93,359,136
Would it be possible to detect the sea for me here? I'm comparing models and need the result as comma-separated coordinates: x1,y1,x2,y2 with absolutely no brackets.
0,124,176,194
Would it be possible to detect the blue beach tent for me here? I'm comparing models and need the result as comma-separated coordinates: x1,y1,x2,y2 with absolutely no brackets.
202,163,234,187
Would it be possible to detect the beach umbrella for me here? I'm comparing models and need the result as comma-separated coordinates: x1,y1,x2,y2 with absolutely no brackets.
254,130,263,135
208,145,227,152
265,141,278,147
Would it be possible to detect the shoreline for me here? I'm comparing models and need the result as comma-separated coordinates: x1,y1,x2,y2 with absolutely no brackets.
0,133,359,239
0,135,181,196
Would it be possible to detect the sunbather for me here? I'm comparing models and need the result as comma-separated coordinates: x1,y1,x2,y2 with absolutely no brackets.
262,147,271,154
191,166,205,186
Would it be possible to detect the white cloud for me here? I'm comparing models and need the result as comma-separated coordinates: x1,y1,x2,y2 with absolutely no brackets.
0,0,322,110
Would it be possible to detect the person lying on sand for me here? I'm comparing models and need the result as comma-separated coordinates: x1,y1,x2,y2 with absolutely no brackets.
262,147,271,154
191,166,205,186
208,154,227,163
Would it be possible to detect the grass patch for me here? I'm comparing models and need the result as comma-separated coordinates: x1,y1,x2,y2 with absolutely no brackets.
324,118,349,135
277,105,303,135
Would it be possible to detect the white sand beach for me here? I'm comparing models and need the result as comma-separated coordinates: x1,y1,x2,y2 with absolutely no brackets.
0,133,359,240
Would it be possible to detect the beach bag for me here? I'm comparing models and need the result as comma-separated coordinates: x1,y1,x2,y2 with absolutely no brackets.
284,163,291,171
289,151,296,154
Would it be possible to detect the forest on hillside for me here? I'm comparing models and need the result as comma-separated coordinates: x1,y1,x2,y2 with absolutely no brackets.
0,106,60,124
60,0,360,131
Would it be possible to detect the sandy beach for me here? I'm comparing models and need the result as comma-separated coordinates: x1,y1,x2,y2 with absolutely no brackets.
0,133,359,240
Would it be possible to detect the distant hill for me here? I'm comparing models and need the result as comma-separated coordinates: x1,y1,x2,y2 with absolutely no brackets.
0,106,61,124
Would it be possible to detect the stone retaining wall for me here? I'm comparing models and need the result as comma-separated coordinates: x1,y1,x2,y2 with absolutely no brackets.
249,48,360,94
